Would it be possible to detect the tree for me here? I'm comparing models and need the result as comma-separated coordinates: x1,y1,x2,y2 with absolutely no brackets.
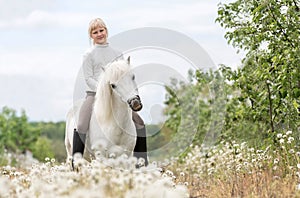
31,136,55,161
216,0,300,142
163,0,299,150
164,69,226,148
0,107,40,153
29,121,67,162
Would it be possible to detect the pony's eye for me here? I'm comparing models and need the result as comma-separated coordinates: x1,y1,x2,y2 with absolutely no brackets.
111,83,116,89
132,75,135,80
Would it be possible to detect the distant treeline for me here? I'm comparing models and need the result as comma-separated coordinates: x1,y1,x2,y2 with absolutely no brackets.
0,106,172,163
0,107,66,163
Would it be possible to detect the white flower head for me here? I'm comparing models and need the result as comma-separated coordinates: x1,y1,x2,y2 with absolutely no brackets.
297,184,300,191
274,158,279,164
289,149,295,154
288,137,294,142
165,170,174,177
137,157,145,166
279,139,284,144
109,153,116,158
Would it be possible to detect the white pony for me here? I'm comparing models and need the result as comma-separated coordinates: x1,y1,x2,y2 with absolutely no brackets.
65,57,143,161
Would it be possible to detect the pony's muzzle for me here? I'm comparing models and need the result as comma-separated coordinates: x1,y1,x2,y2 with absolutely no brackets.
128,95,143,112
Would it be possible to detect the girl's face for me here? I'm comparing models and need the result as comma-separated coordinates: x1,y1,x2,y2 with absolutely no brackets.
91,26,107,45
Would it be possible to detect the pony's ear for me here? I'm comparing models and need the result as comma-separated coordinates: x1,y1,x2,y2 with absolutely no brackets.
127,56,130,64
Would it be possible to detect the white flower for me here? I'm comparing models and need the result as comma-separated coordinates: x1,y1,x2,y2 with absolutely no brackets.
288,137,294,142
165,170,174,177
297,184,300,191
277,133,283,138
279,139,284,144
109,153,116,158
297,164,300,169
162,173,168,178
286,130,292,135
233,144,239,148
135,158,145,168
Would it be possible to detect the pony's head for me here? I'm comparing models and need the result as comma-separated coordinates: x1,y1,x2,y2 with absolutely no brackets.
109,57,142,111
96,57,142,113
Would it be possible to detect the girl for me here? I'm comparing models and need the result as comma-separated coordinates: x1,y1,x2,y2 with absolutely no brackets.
72,18,148,167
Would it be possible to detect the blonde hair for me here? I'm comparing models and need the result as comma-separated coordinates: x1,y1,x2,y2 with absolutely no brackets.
88,18,108,39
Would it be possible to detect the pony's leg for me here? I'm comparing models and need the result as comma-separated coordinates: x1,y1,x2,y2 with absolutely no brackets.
64,133,72,166
64,117,73,166
65,130,71,157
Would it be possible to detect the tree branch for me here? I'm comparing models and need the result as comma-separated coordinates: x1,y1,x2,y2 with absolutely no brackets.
266,80,275,132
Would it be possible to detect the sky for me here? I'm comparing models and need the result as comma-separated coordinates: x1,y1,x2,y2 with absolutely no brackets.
0,0,244,123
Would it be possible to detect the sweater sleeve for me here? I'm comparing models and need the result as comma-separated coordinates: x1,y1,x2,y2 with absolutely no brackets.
82,52,98,91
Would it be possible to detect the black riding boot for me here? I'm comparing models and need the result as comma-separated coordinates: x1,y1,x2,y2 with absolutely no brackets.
134,126,148,167
72,129,86,169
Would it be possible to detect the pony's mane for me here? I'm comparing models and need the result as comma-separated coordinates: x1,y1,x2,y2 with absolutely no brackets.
94,59,131,123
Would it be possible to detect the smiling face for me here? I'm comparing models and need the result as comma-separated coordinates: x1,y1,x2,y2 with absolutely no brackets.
90,26,107,45
88,18,108,45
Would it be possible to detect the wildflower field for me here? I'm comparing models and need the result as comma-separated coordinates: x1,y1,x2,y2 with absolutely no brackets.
0,130,299,198
1,0,299,197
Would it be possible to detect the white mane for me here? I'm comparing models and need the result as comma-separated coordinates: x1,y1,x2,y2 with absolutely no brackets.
93,59,130,123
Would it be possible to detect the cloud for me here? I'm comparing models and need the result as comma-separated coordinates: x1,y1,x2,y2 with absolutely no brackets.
0,10,94,29
0,0,218,32
0,0,56,20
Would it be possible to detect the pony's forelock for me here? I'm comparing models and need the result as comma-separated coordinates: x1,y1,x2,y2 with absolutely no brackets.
105,60,130,83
